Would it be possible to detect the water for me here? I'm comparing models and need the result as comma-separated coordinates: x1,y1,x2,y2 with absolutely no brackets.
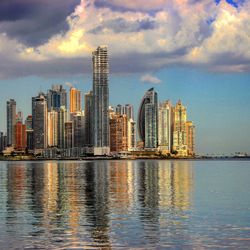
0,160,250,249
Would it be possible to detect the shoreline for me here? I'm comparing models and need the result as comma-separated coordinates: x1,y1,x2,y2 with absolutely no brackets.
0,156,250,162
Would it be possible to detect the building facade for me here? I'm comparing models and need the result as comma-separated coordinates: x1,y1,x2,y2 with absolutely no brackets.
172,100,188,156
32,93,48,153
65,121,73,149
138,88,158,149
186,121,195,156
72,112,85,148
48,110,58,147
15,122,27,150
7,99,16,146
84,91,94,146
47,84,67,111
58,106,67,149
70,87,81,113
92,45,110,155
110,114,128,153
158,100,172,154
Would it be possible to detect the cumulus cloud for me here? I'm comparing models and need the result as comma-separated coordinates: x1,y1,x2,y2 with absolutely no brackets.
140,74,162,84
0,0,249,79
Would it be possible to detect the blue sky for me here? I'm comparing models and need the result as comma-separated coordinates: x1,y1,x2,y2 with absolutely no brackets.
0,0,249,155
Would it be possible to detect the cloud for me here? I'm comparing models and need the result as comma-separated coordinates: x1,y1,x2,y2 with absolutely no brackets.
0,0,80,46
0,0,249,79
140,74,162,84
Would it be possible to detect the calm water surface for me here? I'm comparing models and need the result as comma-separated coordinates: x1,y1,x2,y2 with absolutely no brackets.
0,160,250,249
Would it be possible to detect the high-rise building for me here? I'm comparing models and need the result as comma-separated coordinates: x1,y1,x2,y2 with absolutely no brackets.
47,84,67,111
138,88,158,149
124,104,134,120
172,100,187,156
48,110,58,147
70,87,81,113
32,93,48,153
92,45,110,155
0,132,7,152
25,115,33,130
158,100,172,154
186,121,195,156
26,130,34,151
6,99,16,146
15,122,26,150
72,112,85,148
128,119,136,151
116,104,122,115
65,121,73,149
57,106,67,149
110,114,128,153
16,111,23,123
84,91,94,146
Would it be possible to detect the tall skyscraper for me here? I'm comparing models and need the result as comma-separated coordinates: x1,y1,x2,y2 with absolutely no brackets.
15,122,26,150
84,91,94,146
128,119,136,151
116,104,122,115
158,100,172,154
47,84,67,111
32,93,48,153
6,99,16,146
72,112,85,148
16,111,23,123
65,121,73,149
57,106,67,149
186,121,195,156
25,115,33,151
110,113,128,153
48,110,58,147
25,115,33,130
138,88,158,149
173,100,188,156
0,132,7,152
92,45,110,155
124,104,134,120
70,87,81,113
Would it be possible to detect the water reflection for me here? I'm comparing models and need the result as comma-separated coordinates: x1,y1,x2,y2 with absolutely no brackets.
0,160,201,248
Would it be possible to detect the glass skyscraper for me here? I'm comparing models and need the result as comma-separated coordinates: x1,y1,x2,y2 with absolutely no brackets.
32,93,48,153
47,85,67,111
6,99,16,146
138,88,158,149
92,46,110,155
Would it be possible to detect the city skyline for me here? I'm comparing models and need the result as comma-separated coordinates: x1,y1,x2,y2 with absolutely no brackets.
0,0,249,155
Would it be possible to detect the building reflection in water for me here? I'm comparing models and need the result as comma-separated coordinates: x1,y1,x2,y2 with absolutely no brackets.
84,161,111,249
3,160,193,249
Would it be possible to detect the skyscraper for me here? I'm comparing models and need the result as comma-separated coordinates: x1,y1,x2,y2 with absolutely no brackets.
0,132,7,152
110,113,128,153
32,93,48,153
116,104,122,115
57,106,67,149
47,84,67,111
72,112,85,148
92,45,110,155
15,122,26,150
48,110,58,147
70,87,81,113
186,121,195,156
158,100,172,154
138,88,158,149
6,99,16,146
128,119,136,151
84,91,94,146
65,121,73,149
173,100,188,156
124,104,134,120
